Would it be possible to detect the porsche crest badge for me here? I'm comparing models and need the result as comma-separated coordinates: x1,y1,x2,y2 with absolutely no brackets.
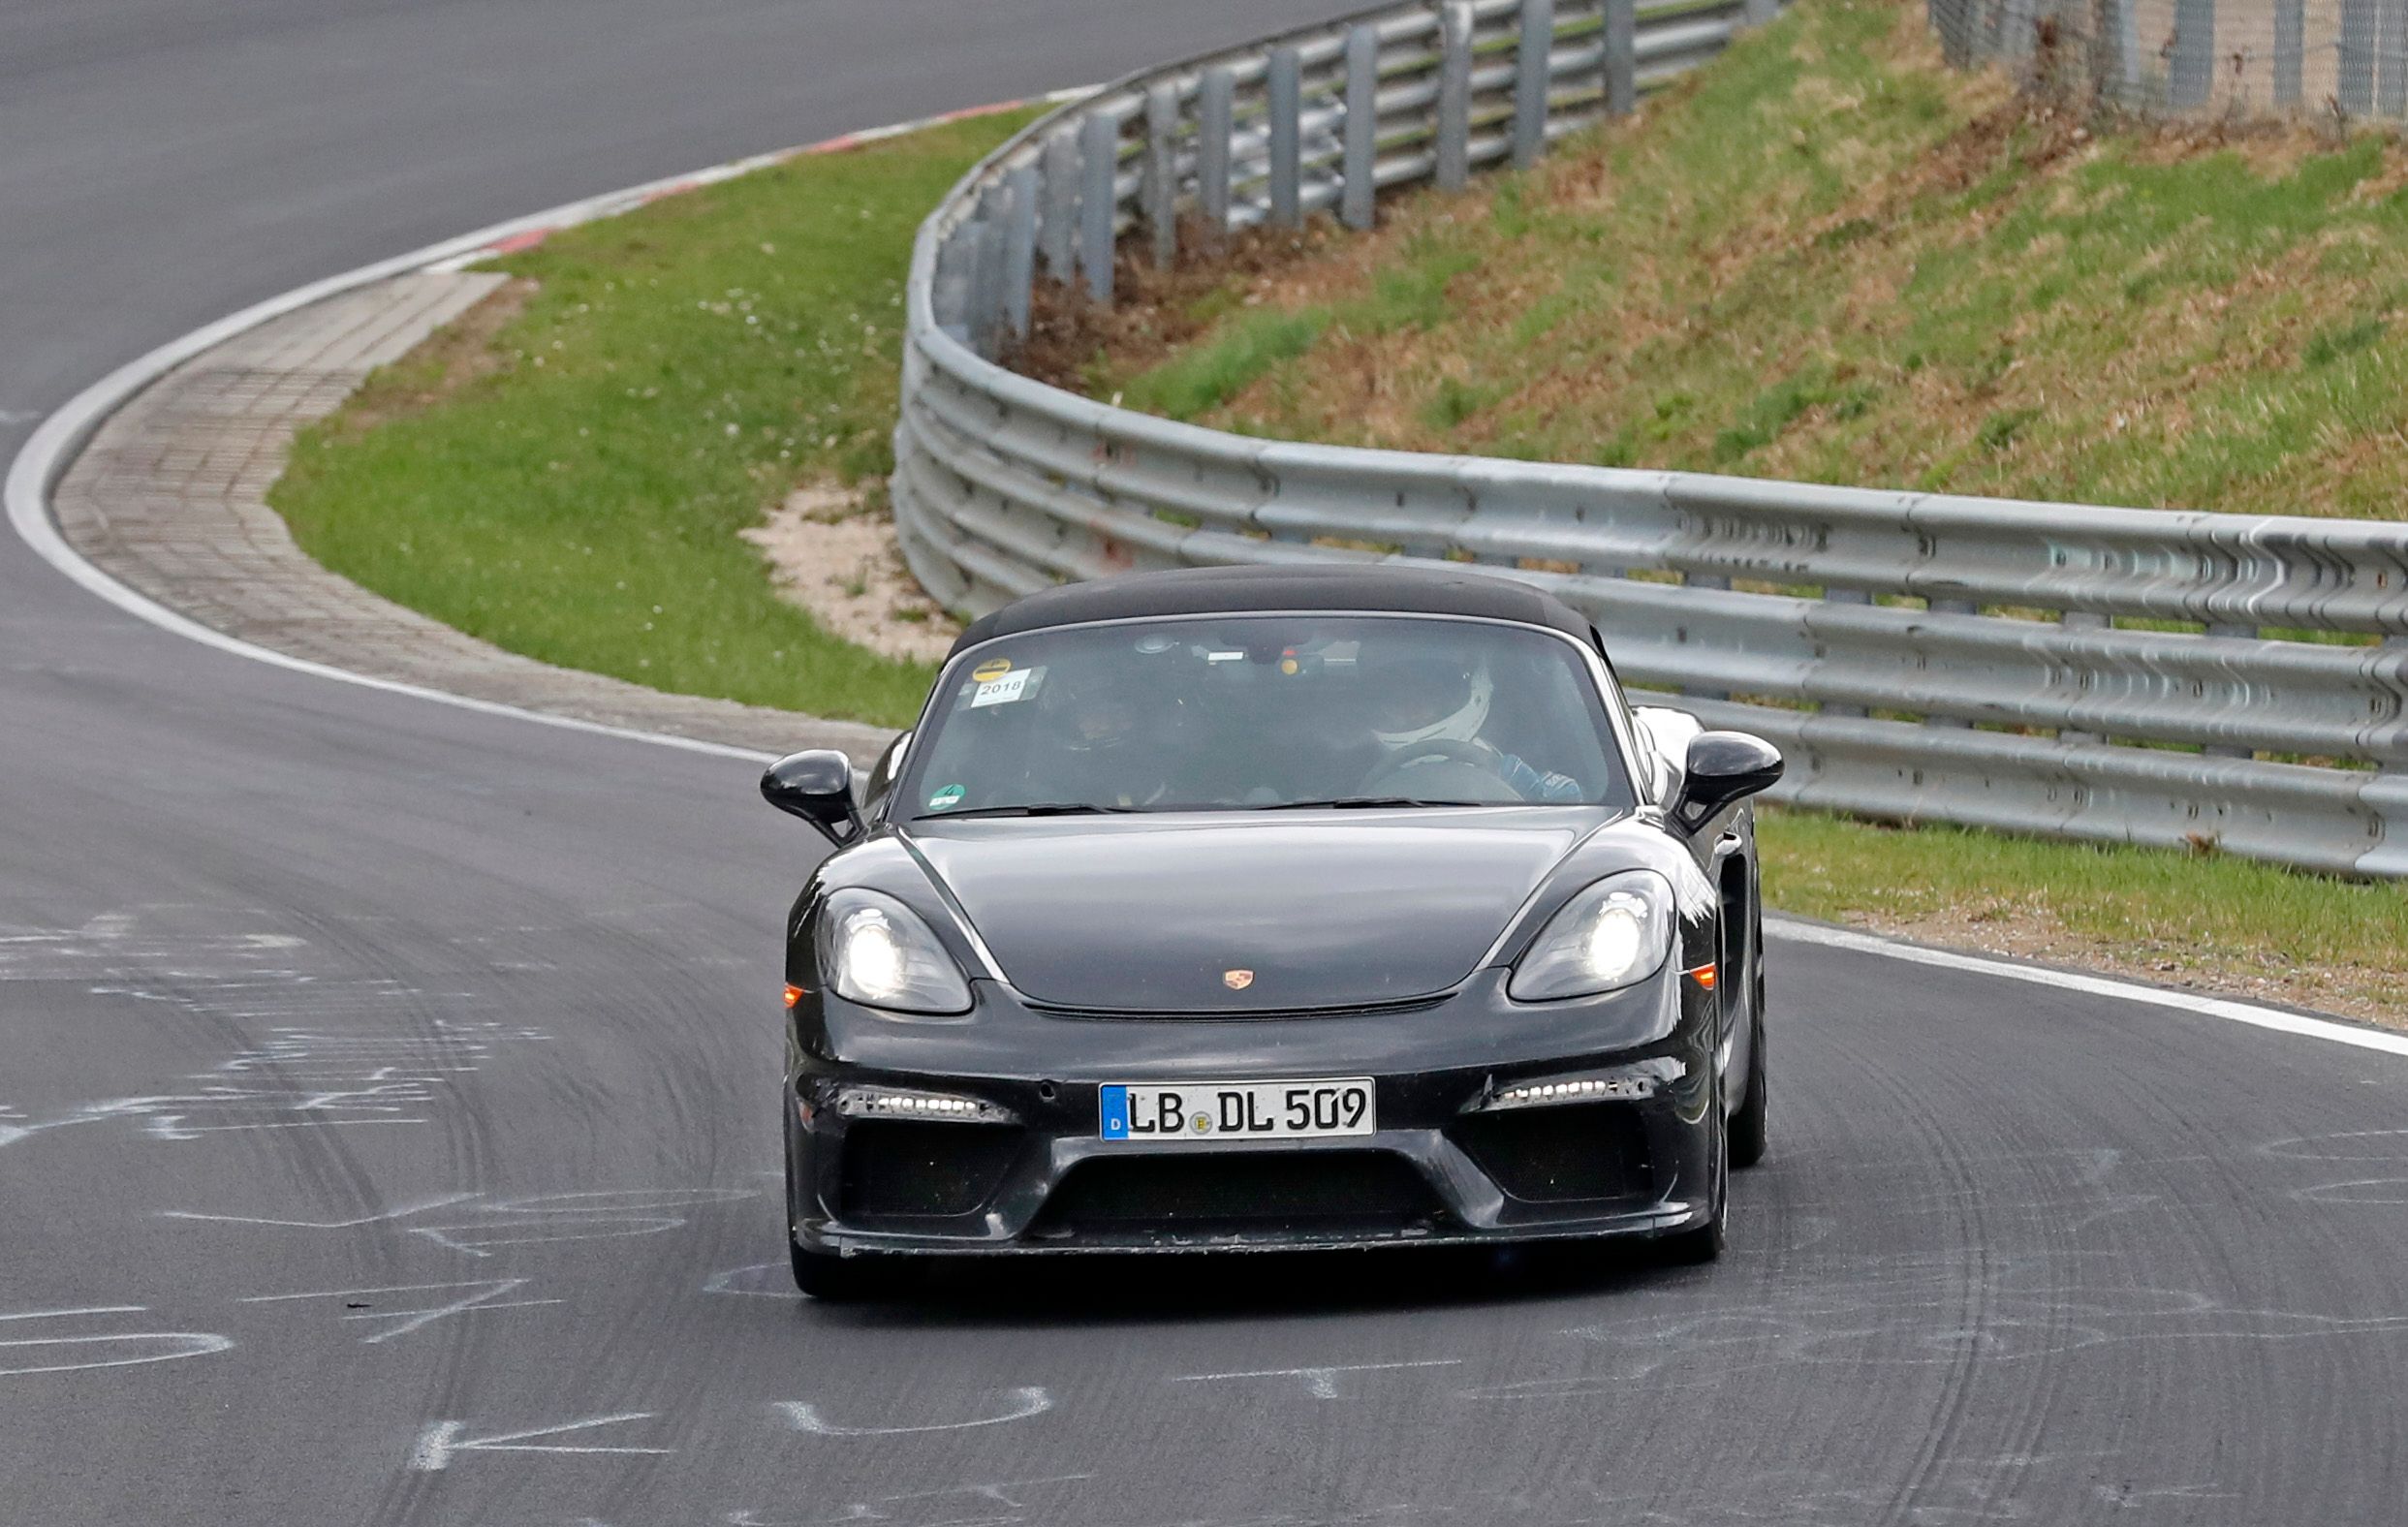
1222,968,1255,990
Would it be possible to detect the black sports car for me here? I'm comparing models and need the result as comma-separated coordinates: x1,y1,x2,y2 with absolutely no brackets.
763,565,1782,1296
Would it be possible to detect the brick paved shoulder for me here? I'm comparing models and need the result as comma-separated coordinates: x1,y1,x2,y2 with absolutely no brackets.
52,272,894,763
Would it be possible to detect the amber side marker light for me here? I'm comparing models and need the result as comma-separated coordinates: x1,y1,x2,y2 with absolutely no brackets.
1684,964,1717,990
783,984,804,1010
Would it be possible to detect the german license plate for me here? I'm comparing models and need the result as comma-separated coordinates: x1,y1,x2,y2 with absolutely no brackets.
1099,1078,1375,1141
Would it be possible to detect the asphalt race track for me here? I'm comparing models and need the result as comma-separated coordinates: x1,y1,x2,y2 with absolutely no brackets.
7,4,2408,1523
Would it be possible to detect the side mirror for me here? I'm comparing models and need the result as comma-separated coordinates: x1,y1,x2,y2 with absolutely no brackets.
761,750,861,846
1672,732,1783,832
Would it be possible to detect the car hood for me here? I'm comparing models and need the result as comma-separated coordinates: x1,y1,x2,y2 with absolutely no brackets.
904,807,1607,1012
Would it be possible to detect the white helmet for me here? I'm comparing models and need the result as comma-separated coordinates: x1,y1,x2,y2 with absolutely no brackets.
1372,661,1492,748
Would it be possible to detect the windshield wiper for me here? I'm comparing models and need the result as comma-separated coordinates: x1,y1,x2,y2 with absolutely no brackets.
932,802,1137,819
1257,796,1493,810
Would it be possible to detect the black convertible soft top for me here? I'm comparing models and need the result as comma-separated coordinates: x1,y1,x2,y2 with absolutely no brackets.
948,564,1597,657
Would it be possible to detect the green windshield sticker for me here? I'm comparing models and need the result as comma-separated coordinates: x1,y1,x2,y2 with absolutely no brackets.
926,784,966,811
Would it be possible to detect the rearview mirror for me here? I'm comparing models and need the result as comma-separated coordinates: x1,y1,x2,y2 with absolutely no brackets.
761,750,861,846
1671,732,1783,832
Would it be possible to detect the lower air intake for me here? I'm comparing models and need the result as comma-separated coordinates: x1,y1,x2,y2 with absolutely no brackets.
838,1120,1023,1219
1031,1150,1442,1238
1451,1104,1656,1204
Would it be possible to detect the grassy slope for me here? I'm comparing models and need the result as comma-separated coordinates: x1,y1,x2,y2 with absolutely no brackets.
1105,0,2408,522
274,110,1037,730
1075,0,2408,1019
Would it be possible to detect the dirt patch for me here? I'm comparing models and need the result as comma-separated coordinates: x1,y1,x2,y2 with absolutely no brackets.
332,277,538,437
741,483,959,665
1009,218,1342,390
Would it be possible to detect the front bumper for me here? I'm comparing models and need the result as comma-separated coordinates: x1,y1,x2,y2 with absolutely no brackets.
785,967,1721,1256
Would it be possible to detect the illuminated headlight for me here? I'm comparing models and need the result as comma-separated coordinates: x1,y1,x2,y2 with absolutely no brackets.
815,888,973,1014
1508,869,1674,1002
1478,1058,1685,1110
834,1086,1013,1123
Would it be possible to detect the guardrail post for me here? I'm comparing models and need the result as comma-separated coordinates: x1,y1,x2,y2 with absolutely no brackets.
2169,0,2213,109
1743,0,1777,26
2055,609,2106,743
2204,621,2258,756
1513,0,1554,170
2275,0,2304,107
1079,110,1119,302
1269,47,1303,227
1819,588,1869,717
1200,66,1235,234
1039,127,1078,283
1683,572,1732,702
1143,84,1179,268
2381,0,2408,116
1923,596,1976,726
1342,24,1380,231
932,228,971,339
964,215,1003,356
1002,165,1039,340
1605,0,1637,115
1437,2,1474,192
2342,0,2377,115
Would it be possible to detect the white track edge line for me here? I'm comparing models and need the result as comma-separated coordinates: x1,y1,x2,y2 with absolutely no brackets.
6,92,2392,1051
4,91,1096,767
1767,915,2408,1058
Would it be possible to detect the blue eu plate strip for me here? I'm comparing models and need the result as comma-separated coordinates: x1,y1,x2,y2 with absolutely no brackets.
1100,1084,1130,1139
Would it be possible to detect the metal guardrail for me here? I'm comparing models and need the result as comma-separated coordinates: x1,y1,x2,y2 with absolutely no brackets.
891,0,2408,878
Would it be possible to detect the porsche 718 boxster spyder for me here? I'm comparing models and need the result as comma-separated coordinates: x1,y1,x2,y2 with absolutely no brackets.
763,565,1783,1296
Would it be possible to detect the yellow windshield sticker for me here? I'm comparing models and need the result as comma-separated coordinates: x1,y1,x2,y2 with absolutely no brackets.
971,656,1012,683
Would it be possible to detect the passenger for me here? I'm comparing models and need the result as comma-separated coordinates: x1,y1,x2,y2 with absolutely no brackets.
1035,663,1188,807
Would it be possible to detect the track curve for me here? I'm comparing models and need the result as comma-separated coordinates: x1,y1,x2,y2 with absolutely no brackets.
5,4,2408,1524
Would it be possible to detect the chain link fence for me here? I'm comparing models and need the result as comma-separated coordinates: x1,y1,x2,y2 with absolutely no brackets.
1932,0,2408,118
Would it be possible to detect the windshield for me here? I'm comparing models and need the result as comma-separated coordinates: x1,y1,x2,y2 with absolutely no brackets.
896,614,1634,820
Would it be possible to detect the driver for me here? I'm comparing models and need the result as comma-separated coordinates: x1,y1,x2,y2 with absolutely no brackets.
1359,650,1584,801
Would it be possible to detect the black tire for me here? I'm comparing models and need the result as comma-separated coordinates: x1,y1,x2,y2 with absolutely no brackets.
1661,1211,1725,1265
1730,1008,1768,1169
791,1240,881,1300
1660,1170,1726,1264
1660,1107,1729,1265
1729,908,1769,1169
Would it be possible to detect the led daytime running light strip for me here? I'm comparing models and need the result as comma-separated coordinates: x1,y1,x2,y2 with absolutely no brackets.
1484,1057,1685,1110
1496,1076,1653,1105
834,1087,1011,1122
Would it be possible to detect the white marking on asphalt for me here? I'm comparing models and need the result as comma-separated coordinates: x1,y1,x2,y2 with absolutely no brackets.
162,1188,753,1256
727,1474,1095,1525
700,1260,790,1296
1768,917,2408,1058
240,1279,561,1344
408,1413,672,1471
1168,1358,1463,1400
161,1194,480,1230
0,1308,233,1376
774,1387,1053,1436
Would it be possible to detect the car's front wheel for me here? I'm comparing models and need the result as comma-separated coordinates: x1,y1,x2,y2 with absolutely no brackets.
1730,1010,1768,1169
1729,907,1768,1169
1659,1103,1729,1265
